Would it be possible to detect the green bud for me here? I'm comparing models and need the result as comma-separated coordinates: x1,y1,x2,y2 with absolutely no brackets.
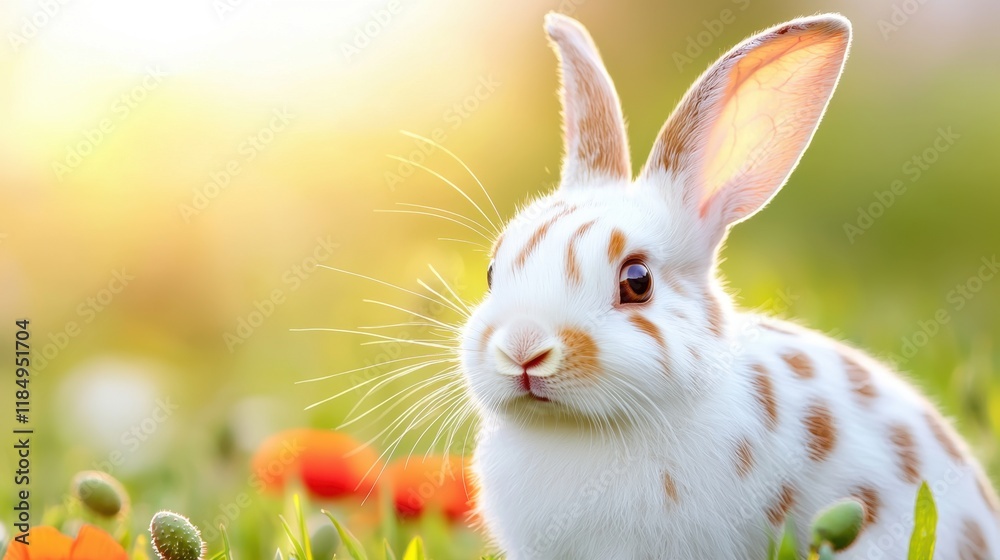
811,498,865,551
310,523,339,560
71,471,127,517
149,511,205,560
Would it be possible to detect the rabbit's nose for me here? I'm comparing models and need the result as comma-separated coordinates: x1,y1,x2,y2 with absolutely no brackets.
493,320,561,378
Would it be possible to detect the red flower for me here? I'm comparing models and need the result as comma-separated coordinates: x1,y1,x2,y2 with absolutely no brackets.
385,454,476,522
251,429,381,499
2,525,127,560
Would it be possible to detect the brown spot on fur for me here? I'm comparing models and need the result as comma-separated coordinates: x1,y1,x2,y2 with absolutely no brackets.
750,363,778,430
663,271,688,296
565,219,597,285
889,424,921,484
782,350,814,379
761,321,797,336
663,471,679,502
607,228,627,263
852,485,881,527
491,232,505,258
842,353,877,400
804,401,837,461
514,206,575,269
704,289,725,336
629,313,666,351
960,518,989,560
478,324,495,354
925,410,964,464
977,471,1000,514
558,326,600,380
735,438,754,478
548,19,631,181
767,484,796,525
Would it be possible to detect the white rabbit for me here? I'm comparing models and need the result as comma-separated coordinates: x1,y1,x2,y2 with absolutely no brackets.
459,12,999,560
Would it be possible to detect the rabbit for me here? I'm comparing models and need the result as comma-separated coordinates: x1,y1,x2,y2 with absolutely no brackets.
458,12,1000,560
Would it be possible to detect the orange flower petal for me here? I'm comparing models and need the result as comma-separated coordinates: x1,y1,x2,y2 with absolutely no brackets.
386,455,475,521
250,429,310,493
298,430,380,499
2,526,72,560
68,526,127,560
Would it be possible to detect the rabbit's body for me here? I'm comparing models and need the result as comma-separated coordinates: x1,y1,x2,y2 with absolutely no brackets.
459,13,999,559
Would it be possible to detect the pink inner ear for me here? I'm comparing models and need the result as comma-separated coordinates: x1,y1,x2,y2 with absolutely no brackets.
546,14,631,185
645,16,851,227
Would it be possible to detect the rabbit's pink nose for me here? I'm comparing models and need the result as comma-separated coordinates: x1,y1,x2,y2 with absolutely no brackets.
495,344,559,376
493,320,561,378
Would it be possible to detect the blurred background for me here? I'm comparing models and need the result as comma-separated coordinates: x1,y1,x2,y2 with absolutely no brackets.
1,0,998,556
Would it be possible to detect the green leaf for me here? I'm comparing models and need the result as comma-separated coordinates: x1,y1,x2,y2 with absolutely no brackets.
219,524,234,560
295,495,313,560
383,539,397,560
279,515,307,560
908,482,937,560
777,521,799,560
321,510,368,560
401,537,426,560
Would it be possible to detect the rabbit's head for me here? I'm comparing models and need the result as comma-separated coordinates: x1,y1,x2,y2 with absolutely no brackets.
461,14,851,427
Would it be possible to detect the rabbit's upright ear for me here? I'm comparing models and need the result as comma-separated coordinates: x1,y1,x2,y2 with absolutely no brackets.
546,13,631,187
641,15,851,239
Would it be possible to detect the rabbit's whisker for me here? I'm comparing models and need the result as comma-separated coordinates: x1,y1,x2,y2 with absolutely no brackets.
400,129,503,224
385,154,500,234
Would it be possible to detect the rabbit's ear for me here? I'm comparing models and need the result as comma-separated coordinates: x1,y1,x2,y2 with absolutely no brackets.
546,13,631,187
641,14,851,235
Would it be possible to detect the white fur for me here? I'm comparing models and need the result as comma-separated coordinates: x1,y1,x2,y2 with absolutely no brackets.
456,13,999,560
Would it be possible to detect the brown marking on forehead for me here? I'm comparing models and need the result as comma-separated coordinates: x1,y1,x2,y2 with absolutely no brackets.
924,409,963,464
782,350,815,379
704,289,725,336
767,484,796,526
607,228,627,263
977,471,1000,514
803,401,837,462
761,321,797,336
662,270,688,296
852,485,881,527
628,313,666,351
490,232,506,258
960,518,989,560
842,353,877,401
478,324,496,354
557,326,600,380
750,363,778,430
889,424,921,484
735,438,754,478
513,205,576,270
663,471,679,502
566,219,597,285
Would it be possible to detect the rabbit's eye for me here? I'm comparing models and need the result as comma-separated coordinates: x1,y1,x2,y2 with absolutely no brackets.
619,260,652,304
487,260,495,290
